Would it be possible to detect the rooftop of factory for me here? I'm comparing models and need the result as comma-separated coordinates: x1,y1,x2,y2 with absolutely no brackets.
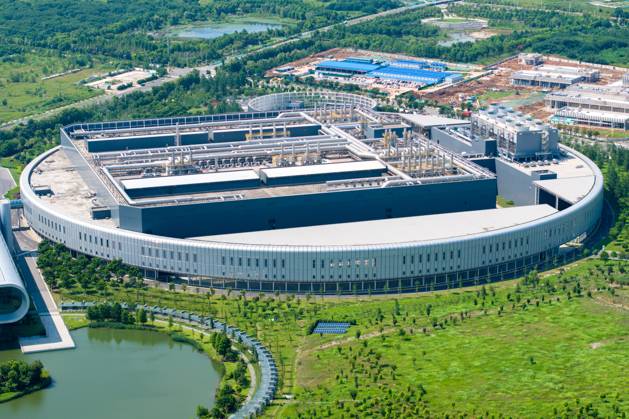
314,58,459,85
546,83,629,104
191,205,558,247
399,114,469,129
498,147,596,180
533,176,595,204
37,107,495,213
554,107,629,123
535,65,599,76
368,66,454,83
512,70,583,82
316,60,383,73
474,105,555,133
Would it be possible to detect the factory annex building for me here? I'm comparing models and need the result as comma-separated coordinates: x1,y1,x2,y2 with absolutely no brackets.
21,92,603,293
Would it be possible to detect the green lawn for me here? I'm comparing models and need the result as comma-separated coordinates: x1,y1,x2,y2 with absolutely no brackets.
51,257,629,417
0,157,23,199
0,52,111,123
293,297,628,417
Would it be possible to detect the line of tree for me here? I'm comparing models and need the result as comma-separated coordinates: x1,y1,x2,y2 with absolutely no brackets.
37,240,144,290
86,302,136,324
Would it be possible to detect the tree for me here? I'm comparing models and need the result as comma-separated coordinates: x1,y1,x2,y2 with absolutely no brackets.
137,308,147,324
213,384,238,416
349,388,358,400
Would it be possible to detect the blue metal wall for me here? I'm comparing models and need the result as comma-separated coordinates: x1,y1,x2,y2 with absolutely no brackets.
260,168,386,186
119,178,497,238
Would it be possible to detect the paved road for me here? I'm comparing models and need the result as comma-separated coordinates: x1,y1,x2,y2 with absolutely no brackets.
0,167,16,196
12,212,75,353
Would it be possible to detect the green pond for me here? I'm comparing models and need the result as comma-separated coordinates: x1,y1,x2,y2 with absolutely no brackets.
173,21,282,39
0,327,221,419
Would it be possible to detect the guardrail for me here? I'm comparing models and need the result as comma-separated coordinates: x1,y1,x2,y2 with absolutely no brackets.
60,301,278,418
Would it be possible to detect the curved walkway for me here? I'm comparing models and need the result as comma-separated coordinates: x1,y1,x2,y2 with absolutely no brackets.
60,302,278,418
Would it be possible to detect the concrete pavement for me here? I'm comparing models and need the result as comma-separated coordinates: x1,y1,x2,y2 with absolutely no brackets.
0,167,16,196
11,211,75,353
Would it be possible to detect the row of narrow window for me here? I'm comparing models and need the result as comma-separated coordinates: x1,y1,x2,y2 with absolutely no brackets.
79,231,121,251
222,256,284,269
142,246,198,263
482,237,529,254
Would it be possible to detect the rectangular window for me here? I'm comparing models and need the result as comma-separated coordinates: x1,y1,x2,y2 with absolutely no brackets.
141,247,145,255
193,254,198,263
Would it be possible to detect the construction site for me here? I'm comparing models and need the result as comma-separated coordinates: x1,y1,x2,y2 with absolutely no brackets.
422,53,628,122
267,48,484,98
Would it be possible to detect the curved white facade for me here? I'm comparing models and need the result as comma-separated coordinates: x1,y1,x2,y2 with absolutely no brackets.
248,91,378,112
0,226,29,324
21,142,603,293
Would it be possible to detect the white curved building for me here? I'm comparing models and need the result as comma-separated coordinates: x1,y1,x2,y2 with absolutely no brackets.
20,95,603,294
0,200,30,324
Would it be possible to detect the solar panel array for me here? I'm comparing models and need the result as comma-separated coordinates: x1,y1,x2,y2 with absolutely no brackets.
312,321,351,334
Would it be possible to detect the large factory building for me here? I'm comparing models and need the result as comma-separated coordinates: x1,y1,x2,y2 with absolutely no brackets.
20,92,603,294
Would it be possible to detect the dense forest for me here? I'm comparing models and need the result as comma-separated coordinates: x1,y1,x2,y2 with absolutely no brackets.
0,0,399,66
317,4,629,65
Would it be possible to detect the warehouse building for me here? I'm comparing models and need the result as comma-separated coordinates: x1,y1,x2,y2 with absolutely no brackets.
314,58,460,87
545,83,629,130
21,92,603,294
512,65,600,88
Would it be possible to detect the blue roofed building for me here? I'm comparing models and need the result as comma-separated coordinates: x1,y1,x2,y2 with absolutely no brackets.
315,60,383,76
368,66,454,85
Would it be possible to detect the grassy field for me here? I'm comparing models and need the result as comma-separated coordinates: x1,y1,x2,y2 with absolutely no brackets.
52,256,629,417
0,52,111,123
